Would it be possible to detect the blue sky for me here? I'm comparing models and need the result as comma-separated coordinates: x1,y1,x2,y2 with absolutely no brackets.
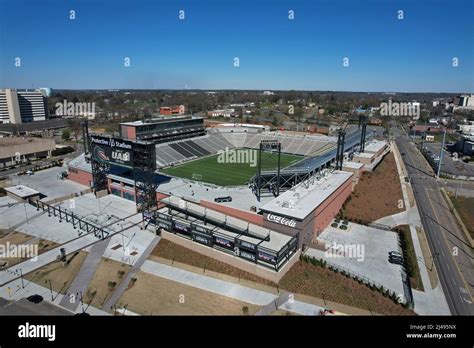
0,0,473,92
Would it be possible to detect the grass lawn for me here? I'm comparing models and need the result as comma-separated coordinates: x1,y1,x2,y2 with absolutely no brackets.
161,149,302,186
432,133,459,143
451,196,474,239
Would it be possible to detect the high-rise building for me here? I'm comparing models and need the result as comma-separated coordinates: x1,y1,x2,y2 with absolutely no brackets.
0,89,48,124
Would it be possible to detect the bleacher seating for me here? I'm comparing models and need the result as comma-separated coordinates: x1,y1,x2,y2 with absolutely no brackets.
155,129,342,169
242,133,336,156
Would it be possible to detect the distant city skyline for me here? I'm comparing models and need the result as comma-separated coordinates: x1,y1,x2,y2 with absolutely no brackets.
0,0,473,93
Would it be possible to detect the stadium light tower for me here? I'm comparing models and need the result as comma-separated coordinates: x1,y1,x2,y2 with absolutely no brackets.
255,140,281,201
336,128,346,170
359,115,368,152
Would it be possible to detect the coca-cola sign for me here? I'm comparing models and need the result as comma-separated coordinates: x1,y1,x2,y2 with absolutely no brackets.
267,213,297,228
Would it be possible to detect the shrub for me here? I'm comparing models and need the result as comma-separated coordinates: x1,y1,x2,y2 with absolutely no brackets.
242,306,249,315
51,146,75,156
108,281,117,290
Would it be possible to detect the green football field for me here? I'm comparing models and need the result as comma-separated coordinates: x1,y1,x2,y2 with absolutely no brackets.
161,150,303,186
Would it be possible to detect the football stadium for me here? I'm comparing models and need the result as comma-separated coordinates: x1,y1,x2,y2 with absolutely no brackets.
66,115,388,281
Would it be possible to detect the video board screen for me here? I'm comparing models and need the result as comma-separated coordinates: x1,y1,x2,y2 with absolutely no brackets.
90,135,134,168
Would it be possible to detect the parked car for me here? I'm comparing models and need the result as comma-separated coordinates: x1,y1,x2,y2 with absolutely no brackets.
26,294,43,304
214,196,232,203
389,251,403,258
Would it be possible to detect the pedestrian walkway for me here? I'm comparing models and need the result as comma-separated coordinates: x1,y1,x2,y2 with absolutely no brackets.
140,259,325,316
388,141,450,315
58,238,111,311
255,292,291,315
0,276,110,316
101,236,161,313
0,233,100,286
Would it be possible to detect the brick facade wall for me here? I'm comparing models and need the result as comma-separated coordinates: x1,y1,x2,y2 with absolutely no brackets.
67,167,92,187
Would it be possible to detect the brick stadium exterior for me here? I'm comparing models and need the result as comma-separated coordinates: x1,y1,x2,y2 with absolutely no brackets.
65,117,378,277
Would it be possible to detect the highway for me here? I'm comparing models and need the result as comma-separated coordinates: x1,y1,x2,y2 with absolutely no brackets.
392,122,474,315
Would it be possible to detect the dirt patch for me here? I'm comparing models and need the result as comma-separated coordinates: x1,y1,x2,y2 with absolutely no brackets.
150,239,275,286
341,152,404,222
117,271,261,315
0,230,34,246
450,196,474,239
25,251,88,294
279,261,414,315
84,257,131,310
151,240,413,315
0,231,59,268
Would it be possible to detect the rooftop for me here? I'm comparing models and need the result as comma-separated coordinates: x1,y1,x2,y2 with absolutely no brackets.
5,185,40,198
0,137,53,147
159,196,293,251
342,161,364,170
67,153,92,173
354,152,375,158
120,115,203,126
364,140,388,154
260,170,353,220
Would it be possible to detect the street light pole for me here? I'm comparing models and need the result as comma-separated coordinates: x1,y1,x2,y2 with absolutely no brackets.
437,129,446,178
23,203,29,224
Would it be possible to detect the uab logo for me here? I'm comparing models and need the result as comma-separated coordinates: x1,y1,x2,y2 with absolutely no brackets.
112,150,130,162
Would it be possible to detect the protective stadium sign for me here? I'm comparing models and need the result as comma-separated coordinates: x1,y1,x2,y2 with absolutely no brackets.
266,213,297,228
90,136,134,168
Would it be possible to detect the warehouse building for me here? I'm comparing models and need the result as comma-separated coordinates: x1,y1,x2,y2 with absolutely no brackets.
0,136,56,168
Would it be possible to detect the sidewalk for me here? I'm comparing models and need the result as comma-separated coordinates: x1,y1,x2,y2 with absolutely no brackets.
390,141,450,315
0,233,100,286
58,238,111,311
101,236,161,313
0,276,110,316
140,259,325,316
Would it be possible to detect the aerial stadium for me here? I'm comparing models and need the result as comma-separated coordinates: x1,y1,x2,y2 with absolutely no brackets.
67,114,388,282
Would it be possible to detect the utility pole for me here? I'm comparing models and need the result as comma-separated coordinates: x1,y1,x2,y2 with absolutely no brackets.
437,129,446,178
455,181,463,199
23,203,29,224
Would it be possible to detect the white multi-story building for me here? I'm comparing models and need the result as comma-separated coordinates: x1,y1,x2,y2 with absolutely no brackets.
0,89,47,124
207,109,235,117
452,94,474,111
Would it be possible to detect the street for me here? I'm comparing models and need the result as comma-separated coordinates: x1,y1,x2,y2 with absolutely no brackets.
392,122,474,315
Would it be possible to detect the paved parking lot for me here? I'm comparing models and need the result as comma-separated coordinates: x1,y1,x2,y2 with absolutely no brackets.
423,143,474,177
0,297,71,315
305,222,407,301
8,165,87,201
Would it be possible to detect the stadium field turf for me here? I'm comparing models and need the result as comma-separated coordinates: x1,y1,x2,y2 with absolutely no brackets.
160,150,303,186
